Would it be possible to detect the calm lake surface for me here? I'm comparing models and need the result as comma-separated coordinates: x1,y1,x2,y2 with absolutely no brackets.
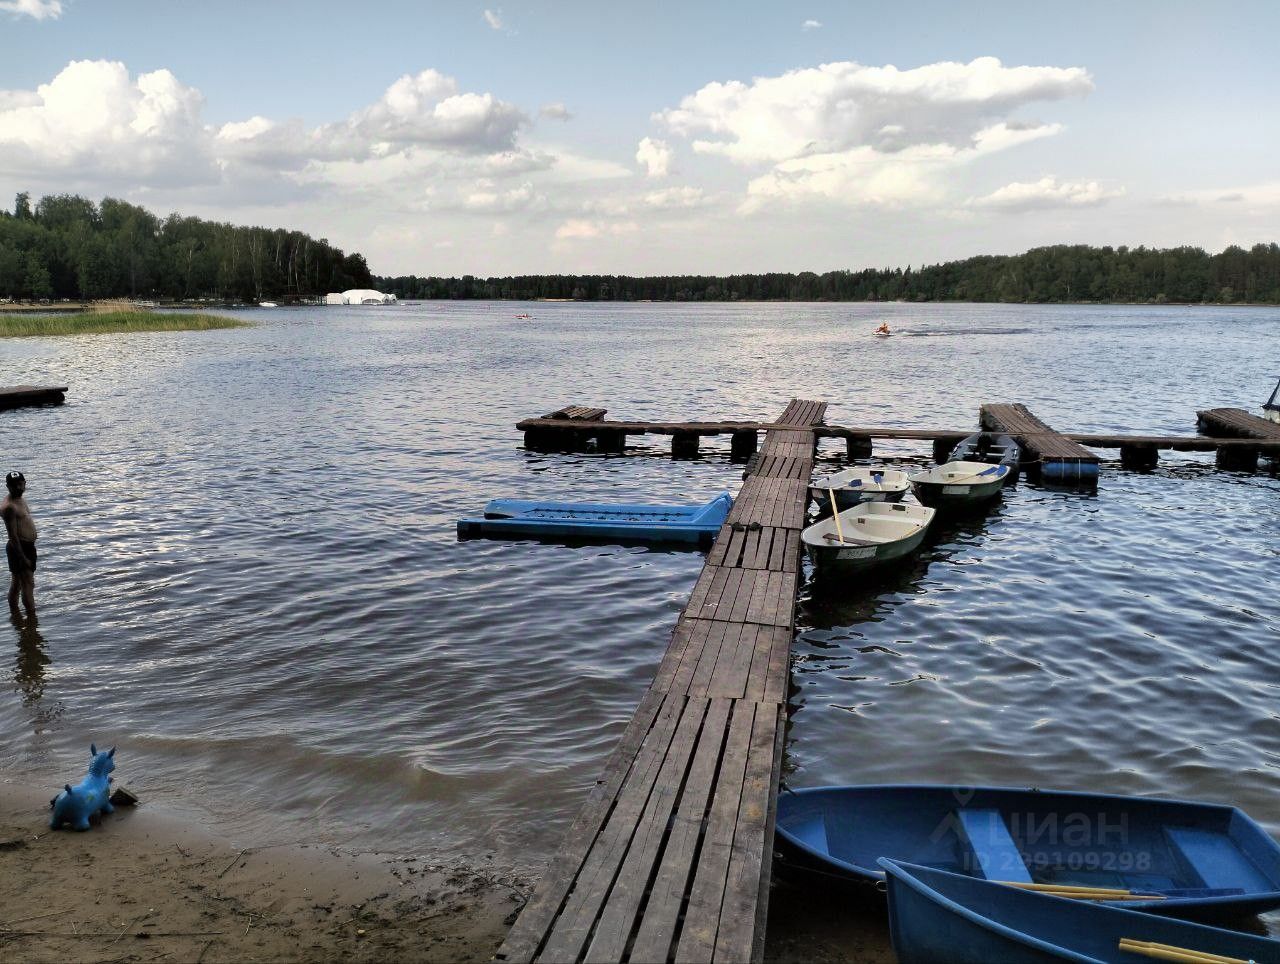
3,302,1278,886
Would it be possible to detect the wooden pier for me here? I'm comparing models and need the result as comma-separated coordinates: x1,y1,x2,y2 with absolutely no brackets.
1196,408,1280,470
0,385,67,410
498,399,825,964
979,403,1100,485
520,408,1279,476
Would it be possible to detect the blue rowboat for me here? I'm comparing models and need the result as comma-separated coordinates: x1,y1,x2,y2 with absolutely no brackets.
880,859,1280,964
775,785,1280,922
456,492,732,547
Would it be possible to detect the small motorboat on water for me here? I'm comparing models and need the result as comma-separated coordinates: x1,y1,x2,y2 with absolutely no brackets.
456,492,731,547
947,433,1021,484
909,460,1009,508
258,301,278,308
776,785,1280,922
801,502,935,570
880,859,1280,964
809,467,910,510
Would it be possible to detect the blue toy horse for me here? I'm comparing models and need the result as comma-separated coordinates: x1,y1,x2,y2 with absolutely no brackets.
50,744,116,831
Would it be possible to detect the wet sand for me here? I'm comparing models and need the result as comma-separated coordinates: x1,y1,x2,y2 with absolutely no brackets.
0,783,529,963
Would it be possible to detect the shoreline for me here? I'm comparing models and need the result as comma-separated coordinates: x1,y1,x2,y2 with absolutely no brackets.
0,783,528,963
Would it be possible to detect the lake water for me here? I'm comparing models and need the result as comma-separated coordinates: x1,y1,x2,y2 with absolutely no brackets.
3,303,1278,893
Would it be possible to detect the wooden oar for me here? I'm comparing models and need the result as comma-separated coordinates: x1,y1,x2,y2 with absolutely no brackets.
1118,938,1247,964
997,881,1165,900
827,489,845,544
939,464,1006,485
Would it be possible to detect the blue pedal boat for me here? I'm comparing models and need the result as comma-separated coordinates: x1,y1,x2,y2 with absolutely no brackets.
456,492,732,547
880,859,1280,964
775,785,1280,922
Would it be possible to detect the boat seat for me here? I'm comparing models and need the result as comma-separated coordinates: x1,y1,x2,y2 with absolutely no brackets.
956,810,1033,883
1166,827,1272,892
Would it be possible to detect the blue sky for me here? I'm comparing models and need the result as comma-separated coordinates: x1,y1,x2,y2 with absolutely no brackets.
3,1,1279,275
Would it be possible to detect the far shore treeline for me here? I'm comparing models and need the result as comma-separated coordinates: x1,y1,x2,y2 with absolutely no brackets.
377,243,1280,305
0,193,373,302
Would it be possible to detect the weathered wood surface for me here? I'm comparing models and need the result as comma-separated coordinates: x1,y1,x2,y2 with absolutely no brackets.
0,385,67,410
497,399,825,964
1197,407,1280,442
979,403,1100,463
519,412,1279,451
542,405,608,421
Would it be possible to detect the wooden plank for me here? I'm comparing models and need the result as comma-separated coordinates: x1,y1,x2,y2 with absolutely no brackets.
713,705,781,963
535,691,689,962
674,702,755,963
585,697,711,961
686,621,735,697
628,699,733,964
497,687,669,961
761,627,793,704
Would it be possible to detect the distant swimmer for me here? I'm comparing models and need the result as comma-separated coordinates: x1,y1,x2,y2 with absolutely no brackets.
875,322,891,335
3,471,37,614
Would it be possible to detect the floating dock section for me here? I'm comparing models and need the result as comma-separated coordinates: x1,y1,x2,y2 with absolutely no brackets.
498,399,826,964
0,385,66,410
980,403,1099,486
1196,407,1280,470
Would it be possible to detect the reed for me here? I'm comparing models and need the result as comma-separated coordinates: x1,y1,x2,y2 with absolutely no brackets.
0,312,248,338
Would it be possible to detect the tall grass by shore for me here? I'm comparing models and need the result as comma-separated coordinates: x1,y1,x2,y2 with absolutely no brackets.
0,311,249,338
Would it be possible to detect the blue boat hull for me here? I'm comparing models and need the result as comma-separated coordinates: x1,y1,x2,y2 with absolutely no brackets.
775,785,1280,922
456,492,732,547
882,859,1280,964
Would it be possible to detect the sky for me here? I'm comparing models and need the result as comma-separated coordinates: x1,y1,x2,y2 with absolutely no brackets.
3,0,1279,277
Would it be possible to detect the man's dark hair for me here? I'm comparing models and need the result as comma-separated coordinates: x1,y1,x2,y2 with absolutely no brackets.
5,471,24,492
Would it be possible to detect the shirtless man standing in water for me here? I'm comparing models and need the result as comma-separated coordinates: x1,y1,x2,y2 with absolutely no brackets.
3,472,38,614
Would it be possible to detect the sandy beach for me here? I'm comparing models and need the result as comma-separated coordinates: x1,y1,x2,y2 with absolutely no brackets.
0,783,529,963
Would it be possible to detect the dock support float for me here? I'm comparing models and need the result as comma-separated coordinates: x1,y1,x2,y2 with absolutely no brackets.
1120,443,1159,472
498,398,827,964
730,429,758,463
845,434,873,461
0,385,68,410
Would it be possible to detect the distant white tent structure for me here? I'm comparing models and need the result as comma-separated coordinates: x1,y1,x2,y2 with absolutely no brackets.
324,289,397,305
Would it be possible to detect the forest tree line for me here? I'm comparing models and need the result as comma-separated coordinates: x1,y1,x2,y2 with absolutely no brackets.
0,193,373,302
376,243,1280,304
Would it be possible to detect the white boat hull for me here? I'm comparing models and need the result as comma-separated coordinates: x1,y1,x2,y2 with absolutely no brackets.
801,502,936,571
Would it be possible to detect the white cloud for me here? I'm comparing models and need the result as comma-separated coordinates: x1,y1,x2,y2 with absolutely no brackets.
1160,182,1280,207
635,136,672,177
801,19,821,30
0,60,529,192
0,60,215,184
656,56,1092,211
971,176,1125,211
462,181,545,212
0,0,61,19
659,57,1091,165
554,218,638,240
643,186,709,209
483,8,503,30
539,102,572,121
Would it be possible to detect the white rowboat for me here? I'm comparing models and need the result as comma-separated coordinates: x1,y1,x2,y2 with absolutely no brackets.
802,502,936,570
908,460,1009,508
809,467,910,511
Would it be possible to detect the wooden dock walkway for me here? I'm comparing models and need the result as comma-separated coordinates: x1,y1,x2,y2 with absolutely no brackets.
1196,407,1280,469
0,385,66,410
980,403,1100,484
497,398,826,964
